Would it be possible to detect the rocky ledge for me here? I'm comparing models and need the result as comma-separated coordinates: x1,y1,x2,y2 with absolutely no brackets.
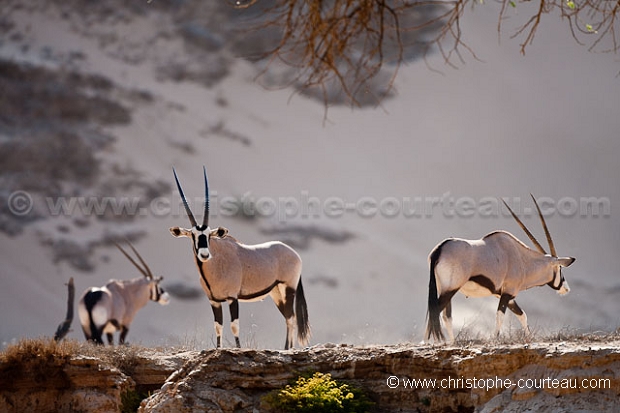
1,341,618,412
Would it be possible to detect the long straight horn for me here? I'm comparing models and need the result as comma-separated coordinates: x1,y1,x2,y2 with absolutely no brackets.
173,168,198,228
202,166,209,228
530,194,557,257
501,198,547,254
125,240,154,279
115,242,150,279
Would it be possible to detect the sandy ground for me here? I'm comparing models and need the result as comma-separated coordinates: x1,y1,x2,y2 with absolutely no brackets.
0,1,619,350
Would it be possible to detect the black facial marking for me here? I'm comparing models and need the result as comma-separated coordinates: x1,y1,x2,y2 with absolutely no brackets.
547,269,563,290
470,275,499,295
197,234,208,249
150,283,163,302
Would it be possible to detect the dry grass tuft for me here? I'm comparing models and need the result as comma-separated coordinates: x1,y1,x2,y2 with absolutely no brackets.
0,337,82,366
0,337,173,377
451,324,620,347
542,326,620,343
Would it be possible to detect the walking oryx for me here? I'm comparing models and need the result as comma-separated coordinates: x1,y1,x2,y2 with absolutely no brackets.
78,242,170,345
425,195,575,343
169,167,310,349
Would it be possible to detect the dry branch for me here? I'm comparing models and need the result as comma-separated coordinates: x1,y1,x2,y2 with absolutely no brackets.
231,0,620,107
53,277,75,342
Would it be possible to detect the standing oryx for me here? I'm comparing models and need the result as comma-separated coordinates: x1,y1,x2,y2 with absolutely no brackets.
425,195,575,343
169,167,310,349
78,242,170,345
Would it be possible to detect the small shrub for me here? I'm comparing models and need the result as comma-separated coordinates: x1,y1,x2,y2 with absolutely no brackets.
262,372,373,413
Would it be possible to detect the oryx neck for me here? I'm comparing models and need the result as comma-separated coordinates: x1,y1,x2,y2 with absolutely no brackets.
522,255,557,289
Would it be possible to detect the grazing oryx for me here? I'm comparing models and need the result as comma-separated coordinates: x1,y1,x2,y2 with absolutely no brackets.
169,167,310,349
78,242,170,345
425,195,575,343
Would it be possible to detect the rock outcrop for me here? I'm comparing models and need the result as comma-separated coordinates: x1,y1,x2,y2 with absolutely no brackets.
141,342,620,412
0,348,187,413
1,341,618,412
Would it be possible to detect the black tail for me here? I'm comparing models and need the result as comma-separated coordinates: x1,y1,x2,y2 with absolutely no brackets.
295,276,311,346
83,289,104,344
426,241,447,342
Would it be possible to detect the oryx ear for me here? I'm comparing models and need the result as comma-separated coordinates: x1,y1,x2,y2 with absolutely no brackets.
213,226,228,238
557,257,575,267
170,227,191,238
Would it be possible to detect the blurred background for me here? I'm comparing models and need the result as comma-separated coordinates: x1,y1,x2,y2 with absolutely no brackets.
1,0,619,349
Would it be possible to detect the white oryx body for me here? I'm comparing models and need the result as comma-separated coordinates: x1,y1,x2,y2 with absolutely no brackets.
78,243,169,345
170,168,310,349
193,236,302,304
425,196,575,343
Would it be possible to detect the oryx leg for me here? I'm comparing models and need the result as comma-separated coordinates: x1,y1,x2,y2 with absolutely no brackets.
89,324,105,345
87,329,104,345
104,319,120,345
271,284,296,350
507,299,530,338
211,301,224,348
119,325,129,345
442,301,455,344
229,299,241,348
495,294,514,338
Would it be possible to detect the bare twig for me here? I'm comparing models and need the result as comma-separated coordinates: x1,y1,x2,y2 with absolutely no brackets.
53,277,75,342
239,0,620,109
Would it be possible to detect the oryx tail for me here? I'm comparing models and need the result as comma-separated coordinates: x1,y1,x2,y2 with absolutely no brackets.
82,289,106,344
426,240,447,342
295,277,310,345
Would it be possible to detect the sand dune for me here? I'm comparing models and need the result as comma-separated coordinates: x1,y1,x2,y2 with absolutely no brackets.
0,1,619,349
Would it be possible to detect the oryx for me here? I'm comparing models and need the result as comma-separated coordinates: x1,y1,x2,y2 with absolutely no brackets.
425,195,575,343
77,242,170,345
169,167,310,349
